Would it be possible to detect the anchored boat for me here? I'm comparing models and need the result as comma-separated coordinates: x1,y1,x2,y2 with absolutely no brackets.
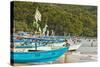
11,47,69,63
13,37,81,51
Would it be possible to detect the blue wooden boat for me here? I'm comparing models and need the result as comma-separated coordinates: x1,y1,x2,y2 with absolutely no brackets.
14,38,64,43
14,40,64,48
40,36,70,39
14,40,49,48
13,36,68,43
14,38,64,48
15,43,47,48
11,47,69,63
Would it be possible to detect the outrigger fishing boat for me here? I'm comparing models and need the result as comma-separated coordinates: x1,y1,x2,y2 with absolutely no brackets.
11,47,68,63
11,36,69,63
13,38,81,53
13,36,81,51
11,37,80,63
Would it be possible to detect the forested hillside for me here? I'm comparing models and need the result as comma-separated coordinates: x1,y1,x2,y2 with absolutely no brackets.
12,1,97,37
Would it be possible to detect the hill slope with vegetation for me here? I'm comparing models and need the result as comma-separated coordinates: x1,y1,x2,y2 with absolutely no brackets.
12,1,97,37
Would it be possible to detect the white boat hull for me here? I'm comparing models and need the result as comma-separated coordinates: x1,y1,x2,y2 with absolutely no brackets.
48,42,82,51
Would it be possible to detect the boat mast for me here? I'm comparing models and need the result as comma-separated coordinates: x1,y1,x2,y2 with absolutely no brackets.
34,7,42,50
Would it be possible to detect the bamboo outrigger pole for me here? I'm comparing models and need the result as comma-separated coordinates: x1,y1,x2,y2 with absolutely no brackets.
64,52,67,63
